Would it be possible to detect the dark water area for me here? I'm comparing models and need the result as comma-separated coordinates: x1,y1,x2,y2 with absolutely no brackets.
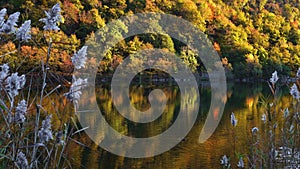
59,81,294,169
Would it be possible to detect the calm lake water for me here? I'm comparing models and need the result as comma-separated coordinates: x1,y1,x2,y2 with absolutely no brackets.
62,81,292,169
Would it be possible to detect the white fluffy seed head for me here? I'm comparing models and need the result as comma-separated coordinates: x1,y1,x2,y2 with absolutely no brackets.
220,155,229,167
16,151,28,169
16,20,31,41
296,68,300,78
71,46,88,69
251,127,259,134
5,73,26,98
0,8,7,27
290,84,300,100
270,71,279,85
0,63,10,82
39,3,62,31
0,12,20,34
38,115,53,143
230,112,237,127
237,157,244,168
14,100,27,123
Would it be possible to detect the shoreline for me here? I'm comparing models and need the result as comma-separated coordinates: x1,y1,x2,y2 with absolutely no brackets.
24,71,297,86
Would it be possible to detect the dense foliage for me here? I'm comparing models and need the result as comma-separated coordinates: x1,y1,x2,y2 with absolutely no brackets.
0,0,299,79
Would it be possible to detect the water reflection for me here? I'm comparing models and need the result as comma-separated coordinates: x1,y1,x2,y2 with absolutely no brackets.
64,82,291,168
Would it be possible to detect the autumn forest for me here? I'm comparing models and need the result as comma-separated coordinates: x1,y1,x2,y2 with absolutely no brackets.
0,0,299,79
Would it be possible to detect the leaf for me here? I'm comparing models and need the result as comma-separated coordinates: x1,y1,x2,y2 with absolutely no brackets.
0,104,5,111
0,151,10,160
71,126,89,136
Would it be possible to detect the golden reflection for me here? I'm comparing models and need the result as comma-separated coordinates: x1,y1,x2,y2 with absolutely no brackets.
44,83,294,168
213,107,220,120
246,97,254,108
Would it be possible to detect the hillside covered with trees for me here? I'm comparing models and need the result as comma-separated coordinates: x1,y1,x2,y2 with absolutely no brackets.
0,0,299,79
